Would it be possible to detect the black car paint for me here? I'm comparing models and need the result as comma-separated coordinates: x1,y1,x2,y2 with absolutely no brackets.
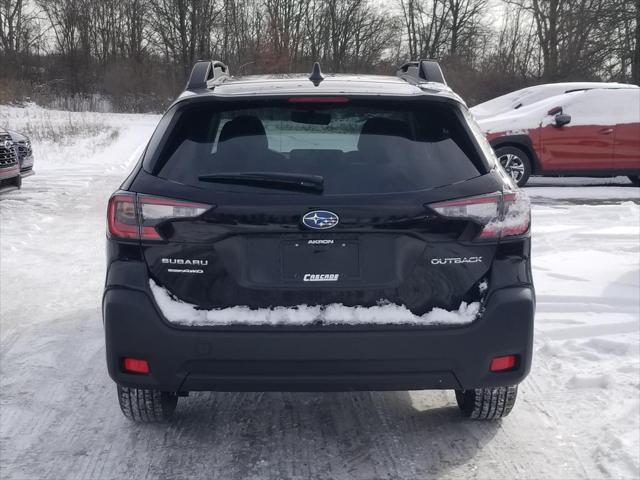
103,82,535,393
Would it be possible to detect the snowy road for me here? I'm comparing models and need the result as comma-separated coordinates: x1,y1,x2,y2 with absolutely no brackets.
1,106,639,480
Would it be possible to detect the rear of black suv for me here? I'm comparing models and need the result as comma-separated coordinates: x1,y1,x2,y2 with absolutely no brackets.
103,63,534,422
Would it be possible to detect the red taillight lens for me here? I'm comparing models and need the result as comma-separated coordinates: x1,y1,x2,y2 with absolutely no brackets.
490,355,518,372
122,357,150,374
428,190,530,240
107,193,138,238
107,192,211,240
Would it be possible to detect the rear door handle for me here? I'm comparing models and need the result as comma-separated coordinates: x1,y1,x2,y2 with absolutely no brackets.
598,128,614,135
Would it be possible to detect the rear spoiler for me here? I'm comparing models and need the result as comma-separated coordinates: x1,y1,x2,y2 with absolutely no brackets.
185,60,230,91
396,60,446,85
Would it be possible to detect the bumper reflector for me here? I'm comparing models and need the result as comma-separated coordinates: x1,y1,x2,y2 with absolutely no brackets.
123,357,150,374
490,355,517,372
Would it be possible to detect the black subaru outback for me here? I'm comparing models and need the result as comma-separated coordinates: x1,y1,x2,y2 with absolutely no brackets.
104,60,534,422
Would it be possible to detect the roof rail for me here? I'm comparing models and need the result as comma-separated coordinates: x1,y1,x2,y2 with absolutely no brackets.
185,60,229,91
396,60,446,85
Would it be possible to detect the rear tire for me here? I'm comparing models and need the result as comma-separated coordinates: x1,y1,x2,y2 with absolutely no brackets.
495,146,532,187
455,385,518,420
628,175,640,186
117,385,178,423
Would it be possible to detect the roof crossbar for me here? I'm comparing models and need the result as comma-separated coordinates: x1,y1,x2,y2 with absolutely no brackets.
396,60,446,85
185,60,230,91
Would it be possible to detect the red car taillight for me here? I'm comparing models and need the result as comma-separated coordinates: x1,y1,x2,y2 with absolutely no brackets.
107,193,138,239
107,192,211,240
428,190,530,240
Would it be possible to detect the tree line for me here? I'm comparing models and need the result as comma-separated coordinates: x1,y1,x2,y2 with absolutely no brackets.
0,0,637,112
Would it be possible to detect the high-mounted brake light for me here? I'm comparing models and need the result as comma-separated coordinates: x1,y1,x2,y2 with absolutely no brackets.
429,191,530,240
107,192,211,240
288,96,349,103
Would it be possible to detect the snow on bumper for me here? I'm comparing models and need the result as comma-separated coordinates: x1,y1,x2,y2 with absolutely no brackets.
149,280,481,327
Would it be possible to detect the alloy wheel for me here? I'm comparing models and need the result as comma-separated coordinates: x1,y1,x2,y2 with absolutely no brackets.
499,153,525,183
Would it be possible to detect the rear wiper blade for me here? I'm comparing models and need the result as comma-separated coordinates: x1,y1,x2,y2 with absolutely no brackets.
198,172,324,193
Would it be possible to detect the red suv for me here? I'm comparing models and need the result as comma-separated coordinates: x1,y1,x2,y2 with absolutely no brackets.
472,83,640,186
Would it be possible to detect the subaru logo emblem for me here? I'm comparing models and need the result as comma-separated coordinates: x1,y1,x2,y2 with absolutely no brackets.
4,140,12,149
302,210,339,230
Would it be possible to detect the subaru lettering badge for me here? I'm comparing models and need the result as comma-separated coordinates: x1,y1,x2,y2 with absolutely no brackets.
302,210,339,230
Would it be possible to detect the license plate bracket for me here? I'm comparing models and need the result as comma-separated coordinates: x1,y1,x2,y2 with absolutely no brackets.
281,239,360,282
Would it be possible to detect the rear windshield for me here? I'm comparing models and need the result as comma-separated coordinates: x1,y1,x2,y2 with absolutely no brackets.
145,100,486,194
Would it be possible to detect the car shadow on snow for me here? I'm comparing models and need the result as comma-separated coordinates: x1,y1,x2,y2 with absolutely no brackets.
138,390,501,479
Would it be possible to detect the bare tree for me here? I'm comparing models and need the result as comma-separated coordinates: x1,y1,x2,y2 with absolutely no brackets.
150,0,223,77
400,0,452,59
603,0,638,83
505,0,628,81
263,0,308,70
448,0,487,57
0,0,24,55
2,0,635,111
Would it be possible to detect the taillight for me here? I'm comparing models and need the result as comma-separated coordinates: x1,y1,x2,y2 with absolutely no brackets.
107,193,138,239
500,192,531,237
429,190,530,240
138,195,210,240
107,192,211,240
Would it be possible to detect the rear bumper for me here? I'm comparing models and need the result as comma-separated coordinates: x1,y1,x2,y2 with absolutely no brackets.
103,273,534,392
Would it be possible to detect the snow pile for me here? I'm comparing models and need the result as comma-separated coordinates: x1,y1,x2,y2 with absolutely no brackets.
149,280,480,327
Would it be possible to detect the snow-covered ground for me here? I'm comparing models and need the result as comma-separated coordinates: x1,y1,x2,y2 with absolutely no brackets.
1,105,639,480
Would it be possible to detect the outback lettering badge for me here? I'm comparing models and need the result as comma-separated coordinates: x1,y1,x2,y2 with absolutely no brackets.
431,256,483,265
